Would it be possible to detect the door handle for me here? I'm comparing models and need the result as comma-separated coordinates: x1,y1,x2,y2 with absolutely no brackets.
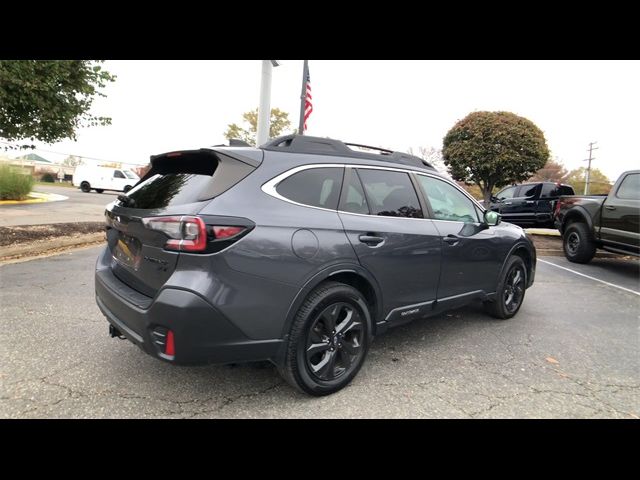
525,200,535,204
504,201,513,205
604,205,616,211
443,234,460,245
358,234,384,246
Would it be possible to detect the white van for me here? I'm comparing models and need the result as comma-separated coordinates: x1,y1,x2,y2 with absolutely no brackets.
72,165,140,193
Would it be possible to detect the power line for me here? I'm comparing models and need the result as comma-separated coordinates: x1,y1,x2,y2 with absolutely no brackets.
0,141,146,167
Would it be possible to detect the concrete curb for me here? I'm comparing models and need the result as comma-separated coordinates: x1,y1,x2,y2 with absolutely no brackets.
524,228,561,237
0,232,104,262
0,191,68,205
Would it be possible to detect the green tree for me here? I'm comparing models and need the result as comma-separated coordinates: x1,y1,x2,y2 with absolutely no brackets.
224,107,293,146
0,60,116,148
529,157,568,183
442,111,550,204
565,167,612,195
407,146,447,173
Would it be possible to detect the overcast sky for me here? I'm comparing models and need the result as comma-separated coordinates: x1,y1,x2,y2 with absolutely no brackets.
12,60,640,181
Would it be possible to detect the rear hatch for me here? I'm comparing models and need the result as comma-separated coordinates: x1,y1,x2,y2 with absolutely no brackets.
104,148,259,297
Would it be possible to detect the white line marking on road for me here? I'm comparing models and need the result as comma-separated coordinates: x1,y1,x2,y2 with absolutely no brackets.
538,259,640,297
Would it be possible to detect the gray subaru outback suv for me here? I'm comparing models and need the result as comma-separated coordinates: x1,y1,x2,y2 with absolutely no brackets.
96,135,536,395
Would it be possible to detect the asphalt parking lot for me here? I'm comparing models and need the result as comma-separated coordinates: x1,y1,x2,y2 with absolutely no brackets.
0,185,113,226
0,246,638,418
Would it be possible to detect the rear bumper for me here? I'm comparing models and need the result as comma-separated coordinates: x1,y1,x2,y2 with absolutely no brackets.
95,252,283,365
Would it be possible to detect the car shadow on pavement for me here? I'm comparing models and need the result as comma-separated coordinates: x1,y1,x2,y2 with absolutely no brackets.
97,301,499,411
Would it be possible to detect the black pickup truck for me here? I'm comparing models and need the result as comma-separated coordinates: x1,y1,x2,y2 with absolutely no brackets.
554,170,640,263
487,182,575,228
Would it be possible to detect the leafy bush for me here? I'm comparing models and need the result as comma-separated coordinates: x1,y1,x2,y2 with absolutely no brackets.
0,164,35,200
41,172,55,183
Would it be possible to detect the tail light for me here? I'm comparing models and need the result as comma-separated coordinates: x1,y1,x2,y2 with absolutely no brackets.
142,216,248,253
143,216,207,252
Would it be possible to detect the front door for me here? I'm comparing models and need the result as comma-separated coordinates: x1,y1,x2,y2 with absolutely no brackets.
600,172,640,251
499,184,541,225
338,168,442,325
415,174,503,308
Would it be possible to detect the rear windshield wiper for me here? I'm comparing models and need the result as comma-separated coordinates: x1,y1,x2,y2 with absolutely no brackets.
117,194,135,207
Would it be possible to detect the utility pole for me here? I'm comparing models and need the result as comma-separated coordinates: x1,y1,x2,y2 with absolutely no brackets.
583,141,598,195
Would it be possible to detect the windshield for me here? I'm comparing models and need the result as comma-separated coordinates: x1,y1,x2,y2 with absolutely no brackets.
123,170,137,179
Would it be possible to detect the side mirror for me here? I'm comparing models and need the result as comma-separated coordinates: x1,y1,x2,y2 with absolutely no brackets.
484,210,501,226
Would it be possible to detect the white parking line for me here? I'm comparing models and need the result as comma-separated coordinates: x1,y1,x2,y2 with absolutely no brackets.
538,259,640,296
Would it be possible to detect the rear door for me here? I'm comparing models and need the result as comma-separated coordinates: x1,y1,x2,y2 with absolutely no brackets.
338,167,441,324
599,172,640,250
104,150,256,297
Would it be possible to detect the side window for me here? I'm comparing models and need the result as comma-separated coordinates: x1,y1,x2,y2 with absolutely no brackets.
560,185,575,196
417,175,480,223
339,169,369,214
276,167,344,210
541,184,558,198
113,170,126,179
357,169,423,218
616,173,640,200
520,184,541,198
496,186,517,200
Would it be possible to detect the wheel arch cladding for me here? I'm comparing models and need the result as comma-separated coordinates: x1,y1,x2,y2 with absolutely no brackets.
280,266,382,340
563,207,593,232
498,242,533,289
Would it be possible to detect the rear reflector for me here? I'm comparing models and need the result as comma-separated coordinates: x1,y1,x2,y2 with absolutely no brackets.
165,330,175,356
211,226,245,240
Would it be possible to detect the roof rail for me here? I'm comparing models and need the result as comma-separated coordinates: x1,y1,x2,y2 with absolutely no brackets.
228,138,253,147
260,134,433,169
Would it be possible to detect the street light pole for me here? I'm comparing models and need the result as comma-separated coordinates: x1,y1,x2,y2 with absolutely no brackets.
256,60,273,148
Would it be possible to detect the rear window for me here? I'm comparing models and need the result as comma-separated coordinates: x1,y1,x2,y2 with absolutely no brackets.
276,167,344,210
125,151,254,209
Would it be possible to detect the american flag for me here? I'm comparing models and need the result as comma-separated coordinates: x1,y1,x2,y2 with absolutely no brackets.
303,68,313,131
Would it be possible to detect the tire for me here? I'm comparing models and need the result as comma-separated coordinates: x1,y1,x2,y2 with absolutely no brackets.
563,222,596,264
279,281,371,396
123,185,132,193
80,182,91,193
95,189,104,194
484,255,527,320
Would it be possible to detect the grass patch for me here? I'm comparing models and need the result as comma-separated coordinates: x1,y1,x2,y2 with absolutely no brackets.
0,164,35,200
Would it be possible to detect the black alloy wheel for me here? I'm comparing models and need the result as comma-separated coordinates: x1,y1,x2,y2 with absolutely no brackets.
305,302,365,381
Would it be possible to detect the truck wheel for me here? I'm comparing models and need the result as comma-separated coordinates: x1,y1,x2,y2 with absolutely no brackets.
563,222,596,264
279,282,371,396
484,255,527,320
80,182,91,193
123,185,132,193
95,189,104,193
